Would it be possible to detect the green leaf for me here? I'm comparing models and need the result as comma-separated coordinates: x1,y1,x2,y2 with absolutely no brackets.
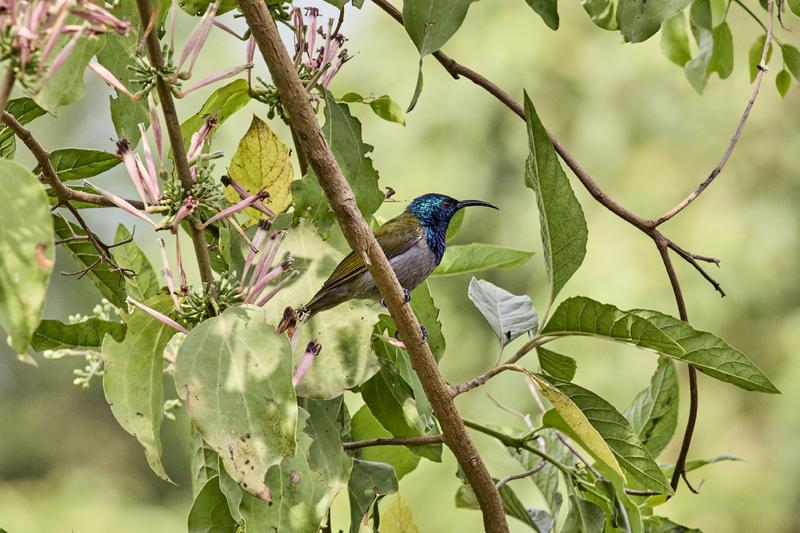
541,376,672,494
543,297,778,393
776,69,792,97
176,305,297,499
348,459,399,533
748,34,773,82
684,28,713,93
381,495,422,533
53,216,127,308
34,149,120,182
456,480,552,531
790,0,800,17
624,357,679,457
0,98,46,159
661,14,692,67
350,405,421,480
446,209,465,241
227,115,294,222
0,159,54,353
582,0,617,30
562,496,605,533
34,35,104,114
708,22,734,80
114,225,160,301
643,515,701,533
190,428,220,497
293,93,383,238
180,79,251,152
408,281,446,362
467,278,539,345
433,243,535,276
523,93,587,307
102,295,176,482
710,0,727,26
402,0,478,56
408,59,424,112
663,454,740,477
31,317,125,351
180,0,238,16
369,96,407,125
616,0,692,42
537,346,577,381
187,476,238,533
781,44,800,82
526,0,560,30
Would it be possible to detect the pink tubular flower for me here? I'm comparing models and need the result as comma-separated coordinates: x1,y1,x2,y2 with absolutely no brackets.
84,180,156,227
292,341,322,387
221,175,275,218
289,6,350,90
171,196,199,230
186,116,217,161
116,138,157,208
199,190,269,229
89,59,138,100
158,238,181,310
127,297,188,334
238,228,297,307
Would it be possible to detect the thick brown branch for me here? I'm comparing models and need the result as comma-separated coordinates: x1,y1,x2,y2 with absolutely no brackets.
135,0,215,288
343,435,444,450
237,1,508,531
0,69,14,113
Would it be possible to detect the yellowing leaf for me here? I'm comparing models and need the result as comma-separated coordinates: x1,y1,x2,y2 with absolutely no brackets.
381,495,421,533
227,115,294,223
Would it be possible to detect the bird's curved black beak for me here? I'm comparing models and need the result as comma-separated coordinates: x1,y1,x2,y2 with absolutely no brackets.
455,199,499,210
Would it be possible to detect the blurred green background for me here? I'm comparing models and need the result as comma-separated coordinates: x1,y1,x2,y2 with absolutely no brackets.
1,0,797,531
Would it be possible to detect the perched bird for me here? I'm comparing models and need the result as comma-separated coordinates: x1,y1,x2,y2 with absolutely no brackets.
301,193,498,318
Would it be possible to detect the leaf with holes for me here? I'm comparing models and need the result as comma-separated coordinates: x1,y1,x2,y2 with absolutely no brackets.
468,278,539,345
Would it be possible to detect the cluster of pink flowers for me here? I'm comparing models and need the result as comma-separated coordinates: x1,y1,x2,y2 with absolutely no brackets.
291,6,350,90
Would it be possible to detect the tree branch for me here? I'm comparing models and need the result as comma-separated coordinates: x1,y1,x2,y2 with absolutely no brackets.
342,434,444,450
237,2,508,531
0,69,14,113
135,0,215,288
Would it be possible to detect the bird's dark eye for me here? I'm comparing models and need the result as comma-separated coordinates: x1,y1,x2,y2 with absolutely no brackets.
443,201,451,208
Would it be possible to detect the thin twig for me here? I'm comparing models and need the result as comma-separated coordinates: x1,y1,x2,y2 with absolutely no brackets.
342,434,444,449
495,462,546,490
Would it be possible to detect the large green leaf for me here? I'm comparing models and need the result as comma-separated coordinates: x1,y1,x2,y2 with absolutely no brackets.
708,22,734,80
35,149,120,182
102,295,176,482
781,44,800,83
237,402,353,532
53,216,127,308
261,223,380,399
432,243,534,276
32,317,125,351
624,357,678,457
402,0,478,56
350,405,421,480
292,93,383,238
467,278,538,345
661,14,692,67
582,0,617,29
748,34,773,82
347,459,399,533
523,93,587,308
227,115,294,220
0,160,54,353
381,496,422,533
35,34,104,113
176,305,297,499
562,496,605,533
180,79,251,151
541,377,672,494
525,0,559,30
0,98,46,159
114,225,160,301
616,0,692,43
187,476,238,533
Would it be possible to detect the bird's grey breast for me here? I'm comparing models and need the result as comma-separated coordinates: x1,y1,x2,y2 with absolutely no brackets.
349,237,437,301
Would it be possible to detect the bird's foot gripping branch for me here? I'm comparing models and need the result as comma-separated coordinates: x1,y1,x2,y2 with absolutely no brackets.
0,0,783,531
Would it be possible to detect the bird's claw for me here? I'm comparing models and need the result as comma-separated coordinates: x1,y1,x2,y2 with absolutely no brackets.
420,325,428,343
381,288,412,308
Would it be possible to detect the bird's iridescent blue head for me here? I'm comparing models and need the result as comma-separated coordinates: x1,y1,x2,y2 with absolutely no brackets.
407,193,498,263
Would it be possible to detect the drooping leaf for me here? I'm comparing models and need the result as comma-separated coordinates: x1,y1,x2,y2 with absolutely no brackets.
34,149,120,182
777,69,792,98
180,79,251,151
708,22,734,80
190,427,220,497
114,225,160,301
350,405,421,480
748,34,773,82
541,376,672,494
468,278,539,345
227,115,294,222
525,0,560,30
402,0,479,56
0,160,54,353
187,476,238,533
537,346,577,381
31,317,125,351
369,95,407,125
543,297,778,393
781,44,800,82
523,93,587,307
0,97,46,159
433,243,534,276
102,295,176,482
408,59,424,112
582,0,617,30
381,495,421,533
456,480,552,531
35,34,104,113
616,0,692,43
624,357,679,457
663,454,741,477
52,216,127,308
661,14,692,67
684,1,714,93
561,496,605,533
643,515,701,533
292,93,383,238
175,305,297,499
348,459,399,533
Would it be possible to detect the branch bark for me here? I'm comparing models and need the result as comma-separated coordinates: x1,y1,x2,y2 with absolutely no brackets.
135,0,215,288
237,1,509,531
